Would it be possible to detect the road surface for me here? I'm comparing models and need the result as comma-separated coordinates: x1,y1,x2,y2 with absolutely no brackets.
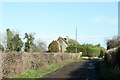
43,59,100,80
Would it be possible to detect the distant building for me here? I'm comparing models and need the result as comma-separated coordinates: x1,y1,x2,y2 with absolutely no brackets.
57,36,69,53
49,36,80,53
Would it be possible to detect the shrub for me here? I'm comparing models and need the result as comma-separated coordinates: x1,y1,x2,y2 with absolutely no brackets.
87,47,101,57
48,40,59,53
66,44,105,57
106,36,120,50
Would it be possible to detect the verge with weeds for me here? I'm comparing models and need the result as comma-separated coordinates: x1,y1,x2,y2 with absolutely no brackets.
14,58,86,78
99,60,120,80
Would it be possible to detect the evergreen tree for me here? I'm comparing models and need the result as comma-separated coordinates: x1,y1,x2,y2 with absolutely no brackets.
24,33,34,52
6,29,23,52
48,40,59,53
6,29,14,51
12,34,23,52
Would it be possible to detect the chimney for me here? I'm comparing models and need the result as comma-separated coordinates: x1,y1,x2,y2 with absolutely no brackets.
66,36,69,42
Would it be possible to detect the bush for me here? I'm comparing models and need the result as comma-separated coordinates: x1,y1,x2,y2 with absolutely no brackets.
105,36,120,70
87,47,101,57
48,40,59,53
106,36,120,50
99,49,105,58
66,45,76,53
105,46,120,69
66,44,105,57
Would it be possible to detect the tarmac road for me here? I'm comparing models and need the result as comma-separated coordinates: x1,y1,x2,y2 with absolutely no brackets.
43,59,100,80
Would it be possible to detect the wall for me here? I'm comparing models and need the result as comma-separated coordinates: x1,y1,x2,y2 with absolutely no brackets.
0,52,81,78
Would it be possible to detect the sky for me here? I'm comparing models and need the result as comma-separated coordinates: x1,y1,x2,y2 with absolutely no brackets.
0,2,118,48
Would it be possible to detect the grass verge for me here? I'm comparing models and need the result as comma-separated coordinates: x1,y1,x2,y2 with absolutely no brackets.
99,60,120,80
14,58,85,78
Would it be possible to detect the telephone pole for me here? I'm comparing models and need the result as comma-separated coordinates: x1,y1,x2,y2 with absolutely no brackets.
75,27,77,53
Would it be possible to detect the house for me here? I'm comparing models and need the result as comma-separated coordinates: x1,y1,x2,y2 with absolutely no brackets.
57,36,69,53
48,36,80,53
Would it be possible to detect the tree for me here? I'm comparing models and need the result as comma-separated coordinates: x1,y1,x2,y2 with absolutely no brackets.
36,41,46,52
1,33,7,51
66,45,76,53
6,29,23,52
0,44,4,51
6,29,14,51
0,34,4,51
31,41,46,52
95,44,101,47
11,34,23,52
68,39,80,45
24,33,34,52
48,40,59,53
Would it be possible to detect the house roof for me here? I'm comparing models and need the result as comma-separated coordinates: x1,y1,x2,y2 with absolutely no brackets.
57,37,68,45
57,36,80,46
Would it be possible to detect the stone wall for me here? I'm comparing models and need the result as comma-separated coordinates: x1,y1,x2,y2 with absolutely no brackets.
0,52,81,78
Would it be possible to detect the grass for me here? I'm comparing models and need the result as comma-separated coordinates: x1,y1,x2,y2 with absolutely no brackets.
99,60,120,80
15,63,61,78
14,58,86,78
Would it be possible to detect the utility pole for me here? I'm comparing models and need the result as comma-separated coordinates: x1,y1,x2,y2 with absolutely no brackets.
75,27,77,53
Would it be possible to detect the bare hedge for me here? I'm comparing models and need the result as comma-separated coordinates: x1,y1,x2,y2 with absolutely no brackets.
105,46,120,70
0,52,81,78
